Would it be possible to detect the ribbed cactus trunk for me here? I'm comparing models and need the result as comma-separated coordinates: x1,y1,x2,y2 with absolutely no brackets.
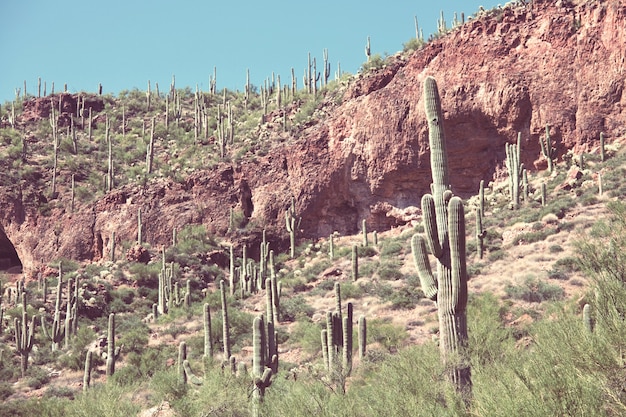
252,315,272,417
415,76,471,399
106,313,116,377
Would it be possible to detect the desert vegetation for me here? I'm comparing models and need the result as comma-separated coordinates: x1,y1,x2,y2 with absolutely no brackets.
0,2,625,416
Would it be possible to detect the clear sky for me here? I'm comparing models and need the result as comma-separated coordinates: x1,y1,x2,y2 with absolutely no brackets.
0,1,501,104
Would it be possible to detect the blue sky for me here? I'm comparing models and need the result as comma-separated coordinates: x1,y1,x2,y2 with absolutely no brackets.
0,1,500,104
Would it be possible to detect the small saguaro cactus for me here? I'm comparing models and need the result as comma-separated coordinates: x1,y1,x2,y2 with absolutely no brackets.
476,208,485,260
358,315,367,360
361,219,368,247
478,179,485,218
252,315,273,417
203,303,213,366
600,132,606,162
106,313,121,377
15,298,36,377
41,272,65,351
220,280,231,362
540,124,555,173
83,350,93,391
285,198,301,259
505,133,524,209
411,76,471,398
583,303,594,332
351,245,358,281
322,285,355,394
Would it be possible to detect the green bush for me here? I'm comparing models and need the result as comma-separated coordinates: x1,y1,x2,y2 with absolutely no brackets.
366,318,407,351
280,295,315,322
377,259,404,281
0,381,14,401
504,277,564,302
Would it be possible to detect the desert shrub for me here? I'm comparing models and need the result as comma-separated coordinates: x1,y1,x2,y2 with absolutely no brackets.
0,381,14,401
128,262,160,288
386,286,424,310
57,326,98,371
548,244,563,253
63,381,141,416
339,281,365,300
488,249,506,262
358,246,378,258
43,385,75,400
361,53,385,72
379,240,404,257
467,261,484,278
377,259,404,281
403,37,426,52
366,318,407,351
504,277,564,302
289,318,324,355
300,259,331,283
26,366,50,389
509,227,558,245
468,293,515,366
280,295,315,322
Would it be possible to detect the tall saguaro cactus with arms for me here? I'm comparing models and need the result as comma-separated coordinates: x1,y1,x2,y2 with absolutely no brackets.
411,76,471,399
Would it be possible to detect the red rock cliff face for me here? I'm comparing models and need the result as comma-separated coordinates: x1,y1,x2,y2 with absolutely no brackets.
2,0,625,275
284,0,626,236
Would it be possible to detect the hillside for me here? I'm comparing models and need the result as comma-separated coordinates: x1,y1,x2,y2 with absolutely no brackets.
0,0,625,416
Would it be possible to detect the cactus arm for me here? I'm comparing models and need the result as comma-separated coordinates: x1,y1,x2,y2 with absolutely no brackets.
411,234,438,301
421,194,442,259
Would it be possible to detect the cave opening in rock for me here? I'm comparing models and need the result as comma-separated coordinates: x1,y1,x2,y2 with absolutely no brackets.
0,228,22,273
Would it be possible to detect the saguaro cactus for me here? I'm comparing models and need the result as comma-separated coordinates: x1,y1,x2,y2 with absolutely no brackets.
505,133,523,209
220,280,231,361
106,313,121,377
41,272,65,351
285,198,301,259
83,350,93,391
14,298,36,377
411,76,471,398
540,124,555,173
252,316,273,417
351,245,358,281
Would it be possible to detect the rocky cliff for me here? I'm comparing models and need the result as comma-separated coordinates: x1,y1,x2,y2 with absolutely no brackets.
2,0,625,275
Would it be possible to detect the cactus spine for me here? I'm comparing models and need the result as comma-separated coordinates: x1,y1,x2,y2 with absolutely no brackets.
412,76,471,398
